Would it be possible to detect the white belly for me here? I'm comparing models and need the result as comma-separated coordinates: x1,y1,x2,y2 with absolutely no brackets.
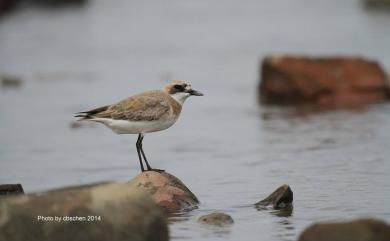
89,117,178,134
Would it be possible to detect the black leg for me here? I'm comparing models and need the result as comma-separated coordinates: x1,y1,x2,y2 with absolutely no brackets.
139,134,164,173
139,134,153,170
136,134,145,172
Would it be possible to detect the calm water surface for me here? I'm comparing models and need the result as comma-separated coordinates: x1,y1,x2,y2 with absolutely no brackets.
1,1,390,240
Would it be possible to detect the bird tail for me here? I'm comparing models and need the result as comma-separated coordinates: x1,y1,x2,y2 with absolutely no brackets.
74,105,109,121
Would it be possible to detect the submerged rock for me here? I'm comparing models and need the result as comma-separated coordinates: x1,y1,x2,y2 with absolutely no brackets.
129,171,199,213
0,184,24,196
0,182,168,241
198,212,234,226
1,75,22,89
298,218,390,241
255,184,293,209
259,55,390,107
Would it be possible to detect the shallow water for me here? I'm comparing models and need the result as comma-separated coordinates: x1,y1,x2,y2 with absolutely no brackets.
1,0,390,240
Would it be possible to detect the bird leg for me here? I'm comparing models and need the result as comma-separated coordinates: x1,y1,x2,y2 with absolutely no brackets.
139,134,164,173
136,134,145,172
138,134,153,170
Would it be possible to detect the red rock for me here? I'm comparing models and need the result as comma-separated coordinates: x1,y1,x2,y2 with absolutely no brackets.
259,56,390,107
129,171,199,213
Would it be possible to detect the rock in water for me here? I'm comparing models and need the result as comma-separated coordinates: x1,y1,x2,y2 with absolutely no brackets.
0,184,24,196
198,212,234,226
298,218,390,241
0,182,168,241
365,0,390,8
255,184,293,209
129,171,199,213
259,55,390,107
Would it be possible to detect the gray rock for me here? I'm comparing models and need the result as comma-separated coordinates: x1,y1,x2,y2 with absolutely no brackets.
0,182,168,241
255,184,293,209
198,212,234,226
0,184,24,196
129,171,199,213
298,218,390,241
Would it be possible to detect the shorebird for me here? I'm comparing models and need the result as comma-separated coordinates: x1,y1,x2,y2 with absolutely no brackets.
75,80,203,172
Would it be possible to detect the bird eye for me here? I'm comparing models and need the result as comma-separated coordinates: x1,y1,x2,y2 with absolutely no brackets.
174,85,185,91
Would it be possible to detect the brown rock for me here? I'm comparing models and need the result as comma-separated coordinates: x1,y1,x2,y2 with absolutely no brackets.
0,184,24,196
129,171,199,213
0,182,168,241
298,218,390,241
198,212,234,226
259,56,390,107
255,184,293,209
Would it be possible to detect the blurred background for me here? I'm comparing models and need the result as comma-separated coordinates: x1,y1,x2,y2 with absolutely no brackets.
1,0,390,241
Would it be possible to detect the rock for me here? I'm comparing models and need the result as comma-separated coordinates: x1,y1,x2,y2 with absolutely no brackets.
24,0,88,7
0,184,24,196
365,0,390,8
0,182,168,241
198,212,234,226
255,184,293,209
0,0,87,16
259,56,390,107
129,171,199,213
69,121,95,129
1,75,22,89
298,218,390,241
0,0,17,15
70,121,83,129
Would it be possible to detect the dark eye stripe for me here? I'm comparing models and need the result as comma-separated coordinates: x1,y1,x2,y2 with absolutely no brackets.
174,85,185,91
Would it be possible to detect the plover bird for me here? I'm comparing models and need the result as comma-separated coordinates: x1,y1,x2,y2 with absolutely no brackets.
75,80,203,172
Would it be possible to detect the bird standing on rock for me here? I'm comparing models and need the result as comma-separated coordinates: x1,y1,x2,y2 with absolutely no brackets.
75,80,203,172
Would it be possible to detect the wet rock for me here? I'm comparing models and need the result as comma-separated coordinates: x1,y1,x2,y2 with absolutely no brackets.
298,218,390,241
0,184,24,196
70,121,83,129
69,120,95,129
259,55,390,107
129,171,199,213
0,0,17,15
255,184,293,209
198,212,234,226
0,182,168,241
0,0,87,16
365,0,390,8
1,75,22,88
24,0,87,7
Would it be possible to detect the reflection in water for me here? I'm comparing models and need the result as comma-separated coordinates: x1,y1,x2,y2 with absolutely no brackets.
270,208,293,218
256,206,295,241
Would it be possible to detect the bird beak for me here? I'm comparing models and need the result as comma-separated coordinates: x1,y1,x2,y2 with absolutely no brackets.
188,89,204,96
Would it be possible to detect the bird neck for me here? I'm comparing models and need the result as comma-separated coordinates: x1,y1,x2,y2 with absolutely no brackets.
170,92,189,105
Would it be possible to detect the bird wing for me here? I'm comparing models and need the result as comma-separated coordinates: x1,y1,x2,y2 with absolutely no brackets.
92,90,171,121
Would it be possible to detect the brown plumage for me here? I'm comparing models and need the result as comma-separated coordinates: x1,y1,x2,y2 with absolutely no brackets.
76,90,181,122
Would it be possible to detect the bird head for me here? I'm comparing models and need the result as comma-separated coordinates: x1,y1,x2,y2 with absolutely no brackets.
163,80,203,105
